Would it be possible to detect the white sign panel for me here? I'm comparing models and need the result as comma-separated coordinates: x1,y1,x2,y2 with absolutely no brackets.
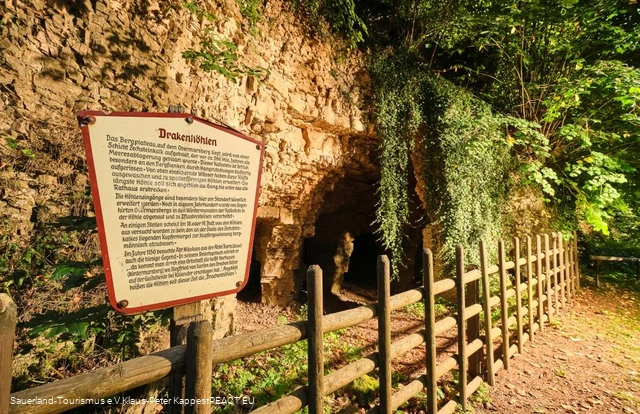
79,111,264,314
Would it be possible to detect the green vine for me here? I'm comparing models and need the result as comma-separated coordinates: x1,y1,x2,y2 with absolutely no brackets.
371,51,512,272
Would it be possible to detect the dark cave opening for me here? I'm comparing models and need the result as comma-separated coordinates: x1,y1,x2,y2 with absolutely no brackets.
237,248,261,302
343,232,385,289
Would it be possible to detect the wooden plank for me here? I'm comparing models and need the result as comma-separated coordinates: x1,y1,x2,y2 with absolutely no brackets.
463,269,482,283
514,237,523,354
438,400,458,414
590,255,640,262
493,358,504,373
424,249,438,414
468,338,484,356
184,320,214,414
526,236,534,342
467,376,483,397
508,343,519,359
498,240,510,370
435,316,457,334
536,235,544,332
434,278,456,296
308,265,324,414
456,245,468,411
1,294,17,414
10,345,187,414
365,376,426,413
378,256,392,414
480,241,495,386
490,326,501,338
436,356,459,379
465,303,483,320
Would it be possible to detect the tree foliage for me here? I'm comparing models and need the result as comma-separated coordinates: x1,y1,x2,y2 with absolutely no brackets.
328,0,638,259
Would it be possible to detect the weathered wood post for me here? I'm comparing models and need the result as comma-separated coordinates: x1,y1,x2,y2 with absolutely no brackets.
308,265,324,414
595,259,600,288
467,265,482,379
552,234,559,315
498,240,510,369
544,234,552,322
170,302,210,414
1,294,17,414
480,241,495,386
378,256,392,414
573,231,581,289
536,235,544,332
565,234,572,304
526,236,534,341
514,237,524,354
456,245,469,411
559,233,566,307
423,249,438,413
184,320,214,414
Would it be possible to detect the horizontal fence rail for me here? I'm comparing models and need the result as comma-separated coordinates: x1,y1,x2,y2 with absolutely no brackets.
591,255,640,286
5,232,581,414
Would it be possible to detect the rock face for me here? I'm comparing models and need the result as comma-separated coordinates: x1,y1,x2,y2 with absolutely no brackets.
0,0,377,334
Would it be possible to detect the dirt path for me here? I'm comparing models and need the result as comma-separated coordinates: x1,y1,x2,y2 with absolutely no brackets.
472,285,640,414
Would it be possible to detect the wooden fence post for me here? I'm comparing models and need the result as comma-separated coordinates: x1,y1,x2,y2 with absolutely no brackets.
424,249,438,414
552,234,559,315
184,320,214,414
479,241,495,386
566,234,573,304
559,233,566,308
498,240,510,369
456,245,468,411
571,236,577,297
468,265,482,379
308,265,324,414
1,294,17,414
526,236,534,341
595,259,600,288
170,302,209,414
514,237,523,354
573,231,581,289
378,256,392,414
544,234,552,323
536,235,544,332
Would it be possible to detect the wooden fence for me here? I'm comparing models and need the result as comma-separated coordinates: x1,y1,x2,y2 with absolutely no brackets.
2,231,580,414
591,255,640,286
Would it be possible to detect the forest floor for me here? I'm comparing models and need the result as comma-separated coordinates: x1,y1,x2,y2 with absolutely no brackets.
233,269,640,413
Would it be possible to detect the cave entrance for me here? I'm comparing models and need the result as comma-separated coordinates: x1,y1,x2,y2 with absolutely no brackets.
298,172,424,309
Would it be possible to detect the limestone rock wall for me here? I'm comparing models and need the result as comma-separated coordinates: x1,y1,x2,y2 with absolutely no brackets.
0,0,375,331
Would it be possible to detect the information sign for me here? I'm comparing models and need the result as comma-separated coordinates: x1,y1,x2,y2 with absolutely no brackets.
79,111,264,314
